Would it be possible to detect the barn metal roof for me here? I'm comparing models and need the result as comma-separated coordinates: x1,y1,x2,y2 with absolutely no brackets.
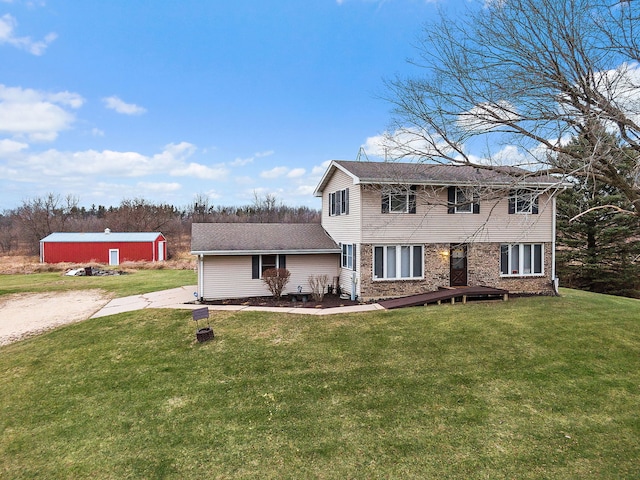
41,232,164,243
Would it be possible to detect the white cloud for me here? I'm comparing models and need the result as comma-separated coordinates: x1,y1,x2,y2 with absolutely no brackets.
172,162,228,180
0,14,56,55
260,166,288,179
0,138,28,154
229,150,275,167
294,184,316,196
137,181,182,193
229,156,254,167
287,168,306,178
0,85,84,141
234,175,255,185
311,160,331,176
487,145,530,166
362,128,449,160
458,100,520,133
103,95,147,115
72,180,182,206
198,188,221,200
567,62,640,131
0,141,232,188
255,150,275,158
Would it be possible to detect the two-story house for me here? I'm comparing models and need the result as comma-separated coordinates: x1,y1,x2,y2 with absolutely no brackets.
191,160,565,301
315,160,565,301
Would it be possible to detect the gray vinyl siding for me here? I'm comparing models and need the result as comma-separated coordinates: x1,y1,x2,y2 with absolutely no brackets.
361,187,554,244
201,254,339,300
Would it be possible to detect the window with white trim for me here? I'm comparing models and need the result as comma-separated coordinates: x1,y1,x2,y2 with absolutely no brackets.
373,245,423,279
329,188,349,216
381,186,417,214
341,243,356,270
455,188,472,213
252,254,286,279
500,244,543,276
447,186,480,214
509,190,539,214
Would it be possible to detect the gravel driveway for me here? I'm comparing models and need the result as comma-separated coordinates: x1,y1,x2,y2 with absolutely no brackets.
0,290,112,346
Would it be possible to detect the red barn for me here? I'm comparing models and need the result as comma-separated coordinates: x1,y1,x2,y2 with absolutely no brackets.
40,230,167,265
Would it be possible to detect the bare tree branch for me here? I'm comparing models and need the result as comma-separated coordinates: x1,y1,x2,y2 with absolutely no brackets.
384,0,640,216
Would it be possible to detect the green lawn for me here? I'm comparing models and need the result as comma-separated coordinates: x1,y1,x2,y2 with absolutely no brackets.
0,269,196,298
1,288,639,479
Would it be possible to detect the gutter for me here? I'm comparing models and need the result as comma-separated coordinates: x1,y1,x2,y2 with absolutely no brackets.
357,178,566,189
190,249,341,256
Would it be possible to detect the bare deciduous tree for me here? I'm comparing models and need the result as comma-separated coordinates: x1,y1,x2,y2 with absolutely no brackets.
262,268,291,298
15,193,79,253
308,274,329,301
384,0,640,216
189,193,215,223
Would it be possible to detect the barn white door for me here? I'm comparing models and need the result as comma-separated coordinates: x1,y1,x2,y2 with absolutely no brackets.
158,241,165,261
109,249,119,266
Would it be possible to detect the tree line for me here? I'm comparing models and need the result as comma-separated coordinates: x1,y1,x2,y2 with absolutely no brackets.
0,193,320,257
1,178,637,298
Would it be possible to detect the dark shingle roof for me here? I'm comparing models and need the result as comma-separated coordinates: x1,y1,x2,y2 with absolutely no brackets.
315,160,563,195
191,223,340,254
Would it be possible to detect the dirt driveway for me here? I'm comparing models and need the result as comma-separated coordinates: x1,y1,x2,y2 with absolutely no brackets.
0,290,112,346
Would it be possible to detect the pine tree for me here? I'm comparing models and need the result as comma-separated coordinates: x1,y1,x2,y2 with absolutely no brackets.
556,127,640,298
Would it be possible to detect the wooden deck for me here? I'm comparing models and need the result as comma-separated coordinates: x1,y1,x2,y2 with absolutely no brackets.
378,286,509,310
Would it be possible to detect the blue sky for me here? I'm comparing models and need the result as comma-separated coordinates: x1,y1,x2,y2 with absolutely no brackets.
0,0,467,210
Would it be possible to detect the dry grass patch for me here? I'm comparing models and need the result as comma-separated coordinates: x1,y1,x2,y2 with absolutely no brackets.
0,253,195,275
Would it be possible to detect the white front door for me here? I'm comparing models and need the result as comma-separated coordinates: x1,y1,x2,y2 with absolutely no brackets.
158,241,165,261
109,249,119,266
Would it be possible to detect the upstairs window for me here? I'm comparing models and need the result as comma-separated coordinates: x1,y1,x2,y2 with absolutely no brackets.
329,188,349,216
447,187,479,214
500,244,543,276
382,186,417,214
508,190,539,214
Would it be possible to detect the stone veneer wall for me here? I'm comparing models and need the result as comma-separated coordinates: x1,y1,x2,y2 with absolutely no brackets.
359,243,450,300
359,242,555,301
467,242,555,296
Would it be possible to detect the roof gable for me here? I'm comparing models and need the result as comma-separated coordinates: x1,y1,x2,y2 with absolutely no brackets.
191,223,340,254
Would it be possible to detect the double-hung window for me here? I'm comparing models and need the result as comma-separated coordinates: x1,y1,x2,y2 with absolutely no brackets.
252,254,286,279
329,188,349,216
341,243,356,271
447,187,479,214
382,186,417,214
508,190,539,214
500,244,543,276
373,245,423,279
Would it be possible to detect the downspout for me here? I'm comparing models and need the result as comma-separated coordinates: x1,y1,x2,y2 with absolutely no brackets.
198,254,204,300
551,194,557,294
551,188,567,295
